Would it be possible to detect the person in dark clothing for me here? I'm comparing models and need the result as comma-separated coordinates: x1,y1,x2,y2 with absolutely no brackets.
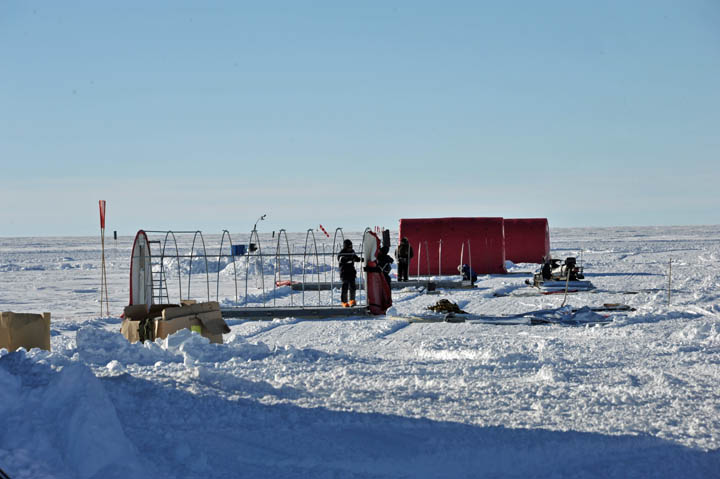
338,239,362,307
377,250,394,287
376,229,394,287
395,237,413,282
458,263,478,285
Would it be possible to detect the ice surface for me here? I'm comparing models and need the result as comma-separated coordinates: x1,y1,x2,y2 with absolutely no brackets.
1,226,719,477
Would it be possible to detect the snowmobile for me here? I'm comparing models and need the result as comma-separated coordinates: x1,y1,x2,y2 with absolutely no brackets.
536,257,584,284
529,257,593,291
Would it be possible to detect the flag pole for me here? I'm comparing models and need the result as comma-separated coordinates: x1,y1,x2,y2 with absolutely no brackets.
99,200,109,317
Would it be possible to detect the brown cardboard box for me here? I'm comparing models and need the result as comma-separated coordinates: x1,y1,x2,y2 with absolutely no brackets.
121,301,229,344
160,301,228,343
155,316,223,344
162,302,230,335
120,318,144,343
123,303,178,321
0,311,51,352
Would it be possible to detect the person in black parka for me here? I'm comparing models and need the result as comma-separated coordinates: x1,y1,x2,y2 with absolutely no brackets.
376,229,394,288
395,237,413,282
338,239,362,307
458,263,478,285
376,248,394,288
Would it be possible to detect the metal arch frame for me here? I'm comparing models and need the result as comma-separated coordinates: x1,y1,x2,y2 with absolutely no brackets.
468,240,472,273
274,229,293,307
188,231,211,303
245,227,266,307
217,230,239,304
438,239,442,275
416,241,421,278
143,230,183,304
160,231,182,301
459,239,473,275
415,240,432,278
330,227,345,305
131,227,378,310
301,229,322,306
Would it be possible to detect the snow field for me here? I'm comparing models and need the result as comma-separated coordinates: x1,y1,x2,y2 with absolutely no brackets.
1,226,719,478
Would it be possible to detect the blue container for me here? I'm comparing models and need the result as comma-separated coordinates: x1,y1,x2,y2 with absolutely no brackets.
231,244,247,256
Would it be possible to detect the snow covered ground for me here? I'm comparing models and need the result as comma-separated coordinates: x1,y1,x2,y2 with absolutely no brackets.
1,225,719,478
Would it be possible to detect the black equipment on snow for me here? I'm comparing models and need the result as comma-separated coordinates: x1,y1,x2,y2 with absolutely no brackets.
534,257,584,286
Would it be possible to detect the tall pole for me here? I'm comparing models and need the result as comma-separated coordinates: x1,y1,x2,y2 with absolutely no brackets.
438,239,442,276
99,200,109,317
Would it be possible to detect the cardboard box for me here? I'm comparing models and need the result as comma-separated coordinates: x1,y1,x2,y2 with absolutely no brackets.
123,303,178,321
120,318,144,343
121,301,229,344
0,311,51,352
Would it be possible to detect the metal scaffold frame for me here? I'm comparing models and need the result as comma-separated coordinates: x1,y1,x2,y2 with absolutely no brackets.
129,227,375,318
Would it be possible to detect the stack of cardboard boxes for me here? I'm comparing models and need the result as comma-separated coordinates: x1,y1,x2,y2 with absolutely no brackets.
121,301,230,344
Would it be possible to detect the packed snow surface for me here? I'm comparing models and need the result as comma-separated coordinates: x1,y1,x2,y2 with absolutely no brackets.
1,226,719,478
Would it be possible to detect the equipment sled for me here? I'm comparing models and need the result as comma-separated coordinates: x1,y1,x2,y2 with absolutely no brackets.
530,256,594,291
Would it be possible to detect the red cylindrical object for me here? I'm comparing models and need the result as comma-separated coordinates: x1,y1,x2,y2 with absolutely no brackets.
503,218,550,264
399,217,506,275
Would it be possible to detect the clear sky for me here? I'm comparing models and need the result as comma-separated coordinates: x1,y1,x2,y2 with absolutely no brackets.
1,1,718,236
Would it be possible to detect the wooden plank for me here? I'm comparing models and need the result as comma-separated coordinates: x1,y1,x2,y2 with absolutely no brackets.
221,306,369,320
162,301,220,320
195,311,231,334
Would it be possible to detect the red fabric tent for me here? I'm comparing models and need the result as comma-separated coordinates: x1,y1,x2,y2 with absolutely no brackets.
398,217,506,275
503,218,550,264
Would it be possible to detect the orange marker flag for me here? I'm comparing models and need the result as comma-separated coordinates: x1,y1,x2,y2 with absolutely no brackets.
99,200,107,229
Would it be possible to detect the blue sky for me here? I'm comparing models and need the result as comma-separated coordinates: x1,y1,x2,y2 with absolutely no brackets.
1,1,718,236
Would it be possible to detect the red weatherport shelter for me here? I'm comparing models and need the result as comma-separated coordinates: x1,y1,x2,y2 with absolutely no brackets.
503,218,550,264
399,217,507,275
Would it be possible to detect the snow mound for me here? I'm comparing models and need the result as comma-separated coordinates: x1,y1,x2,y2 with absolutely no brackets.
0,350,144,478
76,325,182,366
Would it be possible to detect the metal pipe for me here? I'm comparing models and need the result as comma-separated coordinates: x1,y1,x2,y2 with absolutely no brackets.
416,241,422,278
468,240,472,277
217,230,238,304
247,228,265,307
330,228,344,305
274,229,293,307
438,239,442,276
301,229,321,307
188,231,210,303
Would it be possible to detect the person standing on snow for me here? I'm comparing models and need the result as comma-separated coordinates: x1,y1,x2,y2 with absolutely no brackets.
395,237,413,282
376,249,394,287
338,239,362,307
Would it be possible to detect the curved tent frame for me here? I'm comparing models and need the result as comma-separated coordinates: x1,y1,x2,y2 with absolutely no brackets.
128,228,370,311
